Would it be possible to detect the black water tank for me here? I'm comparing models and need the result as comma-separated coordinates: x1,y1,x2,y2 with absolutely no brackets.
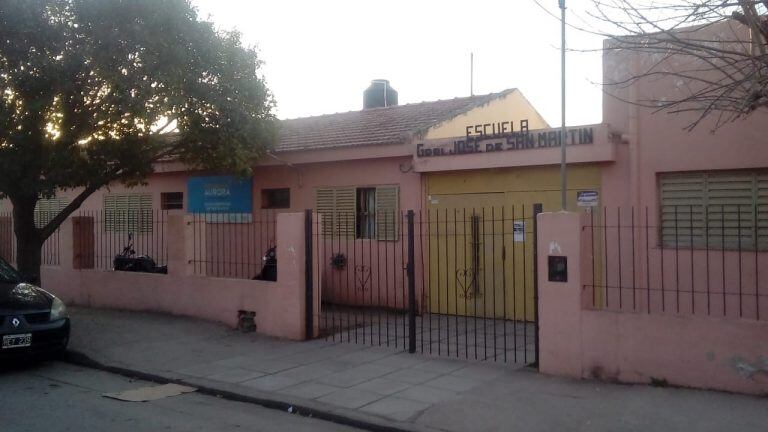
363,79,398,109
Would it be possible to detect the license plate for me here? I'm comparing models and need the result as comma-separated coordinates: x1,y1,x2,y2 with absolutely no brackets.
2,333,32,349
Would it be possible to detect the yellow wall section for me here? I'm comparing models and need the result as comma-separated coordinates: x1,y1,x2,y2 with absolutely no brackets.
425,90,550,140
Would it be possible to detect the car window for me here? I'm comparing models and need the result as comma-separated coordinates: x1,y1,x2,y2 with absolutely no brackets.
0,258,22,284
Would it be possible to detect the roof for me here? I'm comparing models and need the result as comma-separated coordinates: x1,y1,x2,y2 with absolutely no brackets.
276,89,516,152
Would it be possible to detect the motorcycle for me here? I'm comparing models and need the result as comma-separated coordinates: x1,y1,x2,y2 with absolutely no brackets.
253,246,277,281
113,233,168,274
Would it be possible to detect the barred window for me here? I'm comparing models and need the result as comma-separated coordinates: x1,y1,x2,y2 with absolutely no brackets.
659,170,768,250
316,185,399,240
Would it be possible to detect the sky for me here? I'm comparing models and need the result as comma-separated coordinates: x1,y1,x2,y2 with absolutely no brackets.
191,0,605,126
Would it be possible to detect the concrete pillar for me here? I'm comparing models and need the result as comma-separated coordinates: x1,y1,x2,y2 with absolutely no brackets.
58,218,74,271
536,211,584,379
275,212,307,339
166,214,194,277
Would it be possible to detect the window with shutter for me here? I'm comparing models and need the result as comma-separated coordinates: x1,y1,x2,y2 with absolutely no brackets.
659,170,766,250
758,173,768,250
315,186,399,240
375,185,399,240
706,173,754,249
316,188,355,237
34,198,67,229
660,173,706,248
104,194,153,233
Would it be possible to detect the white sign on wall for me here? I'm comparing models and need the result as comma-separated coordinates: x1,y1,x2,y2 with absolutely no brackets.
513,220,525,242
576,190,599,207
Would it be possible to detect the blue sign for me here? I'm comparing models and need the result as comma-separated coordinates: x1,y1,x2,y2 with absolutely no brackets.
187,176,253,214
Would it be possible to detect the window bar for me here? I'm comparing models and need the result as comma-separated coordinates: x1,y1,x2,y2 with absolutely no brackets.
353,210,360,345
491,206,498,361
453,208,459,358
384,211,390,347
369,213,375,345
618,207,623,310
603,206,609,309
631,206,637,311
376,211,382,346
645,207,651,314
435,209,441,355
401,211,407,350
480,207,487,360
346,212,353,344
426,209,432,354
463,207,470,359
690,205,695,314
706,203,711,315
675,205,680,314
522,204,528,363
721,204,726,317
755,216,760,321
444,208,450,357
591,208,597,308
738,205,743,318
511,205,517,363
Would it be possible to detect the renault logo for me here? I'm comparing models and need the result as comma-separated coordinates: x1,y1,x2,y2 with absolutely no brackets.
11,317,20,328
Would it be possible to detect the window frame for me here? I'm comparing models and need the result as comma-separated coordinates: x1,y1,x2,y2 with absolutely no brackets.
658,169,767,251
261,188,291,209
104,193,154,233
160,192,184,210
316,185,399,241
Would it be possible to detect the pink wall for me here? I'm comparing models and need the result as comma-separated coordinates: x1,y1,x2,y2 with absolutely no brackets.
601,27,768,211
538,211,768,395
42,212,316,340
250,158,424,309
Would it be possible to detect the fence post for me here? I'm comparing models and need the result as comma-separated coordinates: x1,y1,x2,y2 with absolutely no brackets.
532,203,543,367
407,210,416,354
305,209,314,340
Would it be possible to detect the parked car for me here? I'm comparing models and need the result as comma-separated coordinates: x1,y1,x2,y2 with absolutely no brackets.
0,257,70,360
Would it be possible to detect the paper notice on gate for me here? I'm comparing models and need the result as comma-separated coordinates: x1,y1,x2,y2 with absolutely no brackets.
513,220,525,242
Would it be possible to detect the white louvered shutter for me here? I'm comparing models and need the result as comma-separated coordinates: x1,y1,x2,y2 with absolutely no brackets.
375,185,399,241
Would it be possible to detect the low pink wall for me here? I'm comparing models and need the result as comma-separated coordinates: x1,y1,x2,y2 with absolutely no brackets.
538,211,768,395
41,212,313,340
580,308,768,393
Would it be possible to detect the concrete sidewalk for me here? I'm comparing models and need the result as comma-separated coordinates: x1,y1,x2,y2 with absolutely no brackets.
67,307,768,432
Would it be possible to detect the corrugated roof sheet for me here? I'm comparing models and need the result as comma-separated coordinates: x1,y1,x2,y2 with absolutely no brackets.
276,89,515,152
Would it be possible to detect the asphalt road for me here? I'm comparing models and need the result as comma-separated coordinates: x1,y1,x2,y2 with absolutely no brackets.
0,360,362,432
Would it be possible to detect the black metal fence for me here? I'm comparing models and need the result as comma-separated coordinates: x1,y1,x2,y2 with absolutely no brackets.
189,210,277,279
312,205,541,365
74,210,169,271
0,212,61,266
584,206,767,321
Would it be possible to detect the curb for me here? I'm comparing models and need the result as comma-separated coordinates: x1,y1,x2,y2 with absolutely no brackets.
64,350,427,432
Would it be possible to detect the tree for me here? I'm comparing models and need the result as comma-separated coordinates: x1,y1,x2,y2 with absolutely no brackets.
590,0,768,130
0,0,277,284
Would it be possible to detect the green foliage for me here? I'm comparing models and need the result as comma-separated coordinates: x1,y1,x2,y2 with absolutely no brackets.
0,0,277,203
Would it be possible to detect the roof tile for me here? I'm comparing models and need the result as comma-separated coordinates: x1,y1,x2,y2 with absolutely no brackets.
276,89,515,152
